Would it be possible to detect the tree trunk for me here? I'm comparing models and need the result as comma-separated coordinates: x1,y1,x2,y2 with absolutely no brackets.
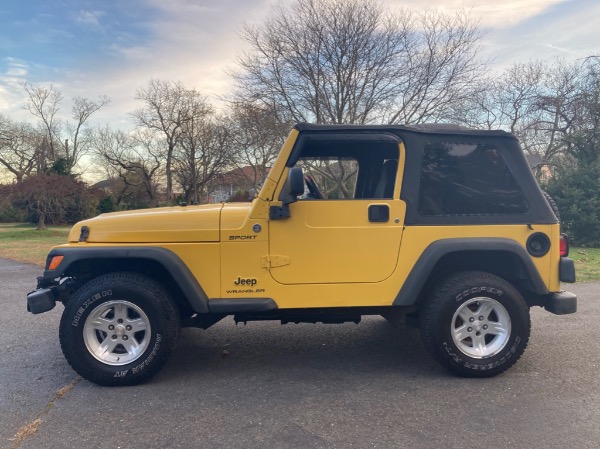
37,211,46,230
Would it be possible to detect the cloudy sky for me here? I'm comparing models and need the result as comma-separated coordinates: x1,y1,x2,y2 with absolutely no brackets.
0,0,598,129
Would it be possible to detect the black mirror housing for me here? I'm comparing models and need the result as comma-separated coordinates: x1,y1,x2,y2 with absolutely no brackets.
288,167,305,198
270,167,304,220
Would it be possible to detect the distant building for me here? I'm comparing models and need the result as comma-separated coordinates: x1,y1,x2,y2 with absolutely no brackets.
208,166,270,203
525,154,552,181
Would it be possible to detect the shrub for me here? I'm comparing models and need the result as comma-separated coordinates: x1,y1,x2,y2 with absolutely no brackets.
546,160,600,246
9,175,101,229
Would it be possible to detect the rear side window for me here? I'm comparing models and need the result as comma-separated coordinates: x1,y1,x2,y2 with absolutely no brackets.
419,142,529,216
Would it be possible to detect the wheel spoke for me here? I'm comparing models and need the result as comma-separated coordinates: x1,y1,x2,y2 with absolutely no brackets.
477,302,494,319
457,307,473,323
94,338,118,359
113,303,127,321
473,334,487,357
122,338,140,356
126,317,147,333
453,324,470,342
487,322,507,336
89,317,113,333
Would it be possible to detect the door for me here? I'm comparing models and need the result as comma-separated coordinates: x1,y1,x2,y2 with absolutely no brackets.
268,133,406,285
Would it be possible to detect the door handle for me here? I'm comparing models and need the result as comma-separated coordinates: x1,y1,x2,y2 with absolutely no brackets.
368,204,389,222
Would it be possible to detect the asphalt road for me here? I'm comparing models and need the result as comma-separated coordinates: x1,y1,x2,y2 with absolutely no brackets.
1,258,598,449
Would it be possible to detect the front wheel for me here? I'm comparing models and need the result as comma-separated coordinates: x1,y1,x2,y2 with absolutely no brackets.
59,272,181,386
420,271,530,377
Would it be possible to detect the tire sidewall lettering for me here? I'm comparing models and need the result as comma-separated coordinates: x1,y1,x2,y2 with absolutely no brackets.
455,286,504,302
71,290,113,327
455,336,522,371
132,334,162,375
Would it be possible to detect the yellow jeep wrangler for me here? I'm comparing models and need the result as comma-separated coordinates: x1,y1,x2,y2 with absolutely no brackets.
27,123,577,385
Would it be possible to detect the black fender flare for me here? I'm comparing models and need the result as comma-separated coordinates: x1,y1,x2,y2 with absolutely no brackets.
42,246,210,313
393,238,549,306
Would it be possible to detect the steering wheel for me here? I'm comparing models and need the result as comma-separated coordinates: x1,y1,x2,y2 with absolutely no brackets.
304,175,323,199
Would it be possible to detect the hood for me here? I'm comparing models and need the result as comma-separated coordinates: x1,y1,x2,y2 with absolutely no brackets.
220,202,254,231
68,204,224,243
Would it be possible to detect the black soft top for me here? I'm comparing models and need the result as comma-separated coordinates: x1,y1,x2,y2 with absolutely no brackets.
294,122,516,139
292,122,556,226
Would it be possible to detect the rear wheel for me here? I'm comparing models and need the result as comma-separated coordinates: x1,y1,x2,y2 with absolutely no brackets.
420,271,530,377
59,272,181,386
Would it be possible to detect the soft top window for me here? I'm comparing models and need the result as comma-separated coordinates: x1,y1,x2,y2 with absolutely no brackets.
419,142,529,216
290,134,401,200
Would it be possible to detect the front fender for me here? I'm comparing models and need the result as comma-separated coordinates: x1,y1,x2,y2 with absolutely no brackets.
41,246,210,313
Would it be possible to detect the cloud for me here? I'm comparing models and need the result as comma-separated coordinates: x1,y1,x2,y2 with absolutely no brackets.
383,0,567,28
0,58,29,115
74,9,105,29
480,0,600,67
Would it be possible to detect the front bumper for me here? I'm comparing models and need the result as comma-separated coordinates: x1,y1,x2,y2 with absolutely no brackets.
27,287,56,314
544,291,577,315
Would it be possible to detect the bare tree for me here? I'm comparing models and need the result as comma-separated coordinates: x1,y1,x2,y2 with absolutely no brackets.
455,62,545,132
23,82,110,171
0,115,41,182
64,95,110,167
22,83,62,162
132,79,211,203
93,126,164,208
174,115,235,204
457,59,592,175
233,0,486,125
230,102,291,192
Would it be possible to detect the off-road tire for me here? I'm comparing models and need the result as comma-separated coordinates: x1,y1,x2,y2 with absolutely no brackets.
420,271,530,377
59,272,181,386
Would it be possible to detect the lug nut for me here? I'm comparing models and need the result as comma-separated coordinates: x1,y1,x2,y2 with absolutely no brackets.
476,331,481,336
122,335,128,341
117,319,123,324
469,317,475,323
108,325,114,331
126,325,132,331
479,316,484,321
483,324,488,330
467,327,473,332
111,335,117,340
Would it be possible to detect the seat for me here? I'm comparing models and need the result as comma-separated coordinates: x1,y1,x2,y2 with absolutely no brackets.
373,159,398,198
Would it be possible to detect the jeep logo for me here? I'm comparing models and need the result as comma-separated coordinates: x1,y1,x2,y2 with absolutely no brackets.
234,277,257,286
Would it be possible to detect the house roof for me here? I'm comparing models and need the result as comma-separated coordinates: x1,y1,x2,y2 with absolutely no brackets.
216,166,270,185
525,154,543,168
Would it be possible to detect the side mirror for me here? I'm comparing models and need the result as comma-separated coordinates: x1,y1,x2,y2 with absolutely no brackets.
270,166,305,220
287,167,305,198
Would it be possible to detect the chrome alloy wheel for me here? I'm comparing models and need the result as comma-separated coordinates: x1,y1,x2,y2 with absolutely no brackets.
83,300,151,366
451,297,511,359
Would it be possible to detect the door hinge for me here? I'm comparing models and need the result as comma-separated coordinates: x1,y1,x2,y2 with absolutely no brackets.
261,255,291,268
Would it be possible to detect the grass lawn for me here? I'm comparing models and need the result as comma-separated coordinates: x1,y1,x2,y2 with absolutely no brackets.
0,223,70,267
570,247,600,282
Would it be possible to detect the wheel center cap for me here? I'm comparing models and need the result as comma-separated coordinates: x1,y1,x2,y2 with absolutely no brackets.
472,321,482,331
115,324,126,336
